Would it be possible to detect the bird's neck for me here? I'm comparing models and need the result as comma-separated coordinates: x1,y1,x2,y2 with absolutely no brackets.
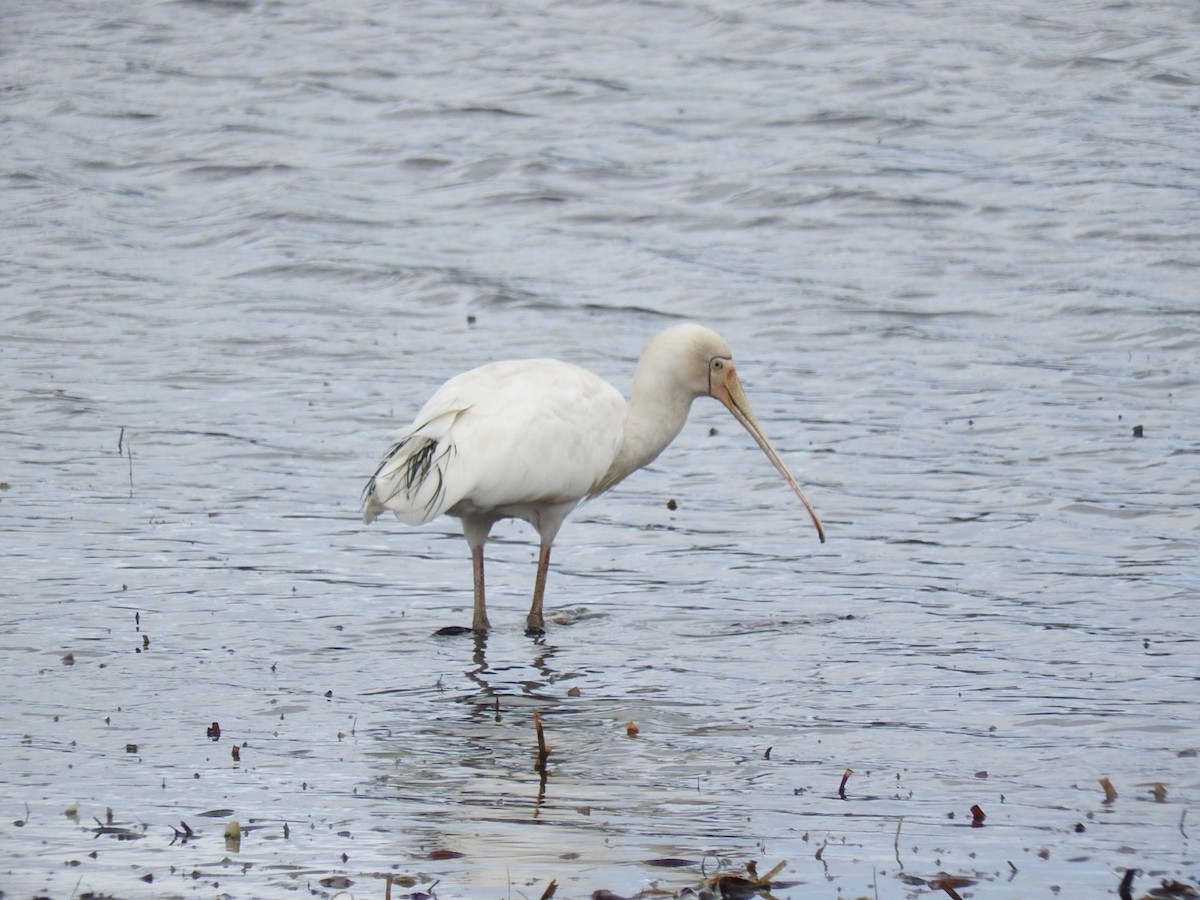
594,367,695,493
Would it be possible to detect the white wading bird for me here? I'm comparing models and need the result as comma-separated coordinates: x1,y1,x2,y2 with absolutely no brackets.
362,323,824,634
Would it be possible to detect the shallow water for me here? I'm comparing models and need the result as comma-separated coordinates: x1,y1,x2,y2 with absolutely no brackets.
3,0,1199,897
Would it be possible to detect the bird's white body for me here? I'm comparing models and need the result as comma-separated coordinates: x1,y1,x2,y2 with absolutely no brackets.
363,323,824,633
364,358,627,537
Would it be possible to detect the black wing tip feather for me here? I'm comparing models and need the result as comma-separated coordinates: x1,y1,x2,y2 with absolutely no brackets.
362,436,455,517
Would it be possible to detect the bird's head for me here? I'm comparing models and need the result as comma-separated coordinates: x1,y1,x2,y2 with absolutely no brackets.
651,323,827,544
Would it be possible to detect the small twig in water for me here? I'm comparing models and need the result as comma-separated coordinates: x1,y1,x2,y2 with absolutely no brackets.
533,711,551,772
1118,868,1137,900
120,429,134,497
838,768,853,800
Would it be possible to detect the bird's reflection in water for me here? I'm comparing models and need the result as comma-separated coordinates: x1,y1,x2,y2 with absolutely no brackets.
365,624,577,816
461,630,560,719
459,630,559,808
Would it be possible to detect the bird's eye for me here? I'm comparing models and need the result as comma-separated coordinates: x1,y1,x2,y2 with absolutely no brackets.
711,359,724,371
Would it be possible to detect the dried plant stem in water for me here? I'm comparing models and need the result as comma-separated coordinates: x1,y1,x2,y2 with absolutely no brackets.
533,711,551,772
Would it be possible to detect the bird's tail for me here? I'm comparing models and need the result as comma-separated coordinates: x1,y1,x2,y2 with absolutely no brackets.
362,430,456,525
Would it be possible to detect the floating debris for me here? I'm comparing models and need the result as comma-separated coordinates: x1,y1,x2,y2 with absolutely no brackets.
534,711,552,772
928,874,976,899
91,818,143,841
838,767,853,799
1100,776,1119,804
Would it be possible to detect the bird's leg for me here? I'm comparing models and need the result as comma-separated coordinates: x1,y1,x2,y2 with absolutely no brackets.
471,545,490,632
526,543,552,634
463,518,494,633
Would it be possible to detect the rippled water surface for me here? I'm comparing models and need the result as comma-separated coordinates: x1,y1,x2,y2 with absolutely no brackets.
3,0,1199,897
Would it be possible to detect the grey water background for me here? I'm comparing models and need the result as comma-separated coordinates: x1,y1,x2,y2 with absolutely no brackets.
3,0,1199,897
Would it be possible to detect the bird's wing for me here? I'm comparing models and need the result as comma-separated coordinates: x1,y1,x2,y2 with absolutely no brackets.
443,359,626,513
363,359,626,526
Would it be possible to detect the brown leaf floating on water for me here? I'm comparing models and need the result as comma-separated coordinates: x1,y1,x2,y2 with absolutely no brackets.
625,721,639,737
426,849,465,860
1148,879,1200,898
694,858,789,897
1152,782,1168,802
970,804,986,827
1100,776,1118,804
